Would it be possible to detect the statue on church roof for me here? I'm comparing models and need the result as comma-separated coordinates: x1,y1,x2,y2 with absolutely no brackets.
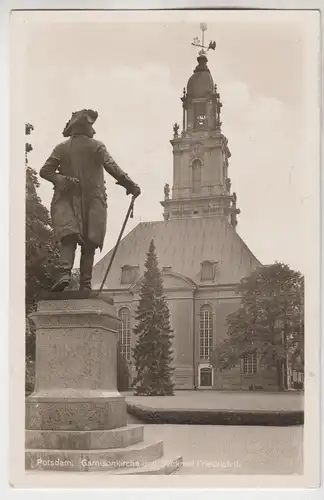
230,193,240,229
164,183,170,200
40,108,141,292
226,177,231,192
173,122,180,138
230,211,238,228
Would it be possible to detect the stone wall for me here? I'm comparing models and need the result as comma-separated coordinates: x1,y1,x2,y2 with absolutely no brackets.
214,366,279,391
105,286,279,392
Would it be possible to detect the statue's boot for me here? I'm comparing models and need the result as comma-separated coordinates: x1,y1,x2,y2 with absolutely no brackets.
51,235,77,292
79,241,96,291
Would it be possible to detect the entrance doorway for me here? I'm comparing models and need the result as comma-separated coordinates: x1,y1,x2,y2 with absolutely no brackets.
198,364,213,388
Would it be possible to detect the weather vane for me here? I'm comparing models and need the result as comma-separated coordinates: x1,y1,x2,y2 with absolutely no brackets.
191,23,216,55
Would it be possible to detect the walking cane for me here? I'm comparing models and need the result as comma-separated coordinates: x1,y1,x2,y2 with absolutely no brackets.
99,195,136,293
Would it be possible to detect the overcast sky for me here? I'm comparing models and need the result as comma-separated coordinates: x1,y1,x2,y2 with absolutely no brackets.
20,11,319,274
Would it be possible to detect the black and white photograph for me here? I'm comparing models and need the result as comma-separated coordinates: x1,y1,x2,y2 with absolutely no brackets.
9,7,321,489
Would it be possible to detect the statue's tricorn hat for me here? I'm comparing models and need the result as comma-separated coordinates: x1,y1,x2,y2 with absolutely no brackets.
63,109,98,137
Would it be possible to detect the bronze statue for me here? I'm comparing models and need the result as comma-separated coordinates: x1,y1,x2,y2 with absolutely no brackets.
40,109,141,292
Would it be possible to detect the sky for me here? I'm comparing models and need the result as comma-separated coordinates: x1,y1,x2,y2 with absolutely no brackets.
20,11,319,274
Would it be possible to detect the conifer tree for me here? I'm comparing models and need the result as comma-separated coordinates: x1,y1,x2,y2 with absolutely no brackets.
25,123,59,314
25,123,59,393
132,239,174,396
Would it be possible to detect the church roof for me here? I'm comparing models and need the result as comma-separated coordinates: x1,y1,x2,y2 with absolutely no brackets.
92,217,261,290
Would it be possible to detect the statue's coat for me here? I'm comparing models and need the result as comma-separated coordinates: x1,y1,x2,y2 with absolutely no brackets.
40,135,130,250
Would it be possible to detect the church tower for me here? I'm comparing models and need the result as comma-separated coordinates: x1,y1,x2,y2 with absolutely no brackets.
161,24,240,229
92,24,266,391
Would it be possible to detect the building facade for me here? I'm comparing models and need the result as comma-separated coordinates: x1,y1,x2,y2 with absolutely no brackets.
92,41,279,391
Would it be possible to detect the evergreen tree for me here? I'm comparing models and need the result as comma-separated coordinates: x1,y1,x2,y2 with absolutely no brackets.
25,123,59,393
211,262,304,391
132,239,174,396
25,123,59,314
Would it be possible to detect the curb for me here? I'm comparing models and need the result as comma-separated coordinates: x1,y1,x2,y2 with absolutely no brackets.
127,403,304,426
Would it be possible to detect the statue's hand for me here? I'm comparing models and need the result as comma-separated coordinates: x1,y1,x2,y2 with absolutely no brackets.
127,183,141,198
116,174,141,198
66,176,80,189
54,174,69,191
55,174,79,193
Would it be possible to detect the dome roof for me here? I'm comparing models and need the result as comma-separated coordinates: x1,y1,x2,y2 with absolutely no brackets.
187,54,214,98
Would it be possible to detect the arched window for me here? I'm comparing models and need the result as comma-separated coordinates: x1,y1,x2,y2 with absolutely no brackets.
192,159,202,193
118,307,131,361
199,305,213,360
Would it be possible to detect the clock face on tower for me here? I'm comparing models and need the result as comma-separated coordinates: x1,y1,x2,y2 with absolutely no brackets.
194,102,207,128
197,114,206,126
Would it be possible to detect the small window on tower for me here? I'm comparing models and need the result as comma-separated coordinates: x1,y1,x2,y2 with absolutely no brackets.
192,159,202,193
121,265,139,285
201,261,217,281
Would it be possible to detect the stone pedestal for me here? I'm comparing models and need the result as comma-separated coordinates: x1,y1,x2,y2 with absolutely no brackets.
25,293,182,474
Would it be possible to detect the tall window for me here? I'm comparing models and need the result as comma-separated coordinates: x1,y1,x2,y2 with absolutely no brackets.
243,353,257,375
118,307,131,361
199,305,213,360
192,159,202,193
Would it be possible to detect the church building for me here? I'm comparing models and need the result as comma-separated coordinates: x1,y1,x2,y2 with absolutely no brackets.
92,30,278,391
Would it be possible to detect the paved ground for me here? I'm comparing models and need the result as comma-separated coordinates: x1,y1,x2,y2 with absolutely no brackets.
139,424,303,475
123,390,303,412
125,392,303,475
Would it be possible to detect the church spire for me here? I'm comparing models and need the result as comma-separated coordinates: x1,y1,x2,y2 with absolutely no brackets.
181,25,219,132
161,24,240,229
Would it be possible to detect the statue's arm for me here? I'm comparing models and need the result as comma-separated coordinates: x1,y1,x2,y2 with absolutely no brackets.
98,143,128,181
39,146,61,184
97,143,141,197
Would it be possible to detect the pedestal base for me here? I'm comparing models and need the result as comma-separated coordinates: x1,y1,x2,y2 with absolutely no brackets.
26,295,182,474
26,392,127,431
26,424,144,450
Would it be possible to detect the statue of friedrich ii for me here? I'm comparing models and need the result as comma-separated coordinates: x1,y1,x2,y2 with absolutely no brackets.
40,109,141,292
